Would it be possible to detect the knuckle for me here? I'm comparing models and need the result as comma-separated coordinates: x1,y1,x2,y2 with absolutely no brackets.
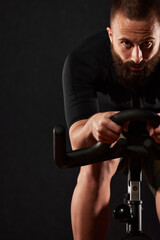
97,120,107,132
96,125,103,135
96,132,102,141
155,128,160,134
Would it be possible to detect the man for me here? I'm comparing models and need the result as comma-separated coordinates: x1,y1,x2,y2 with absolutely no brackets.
62,0,160,239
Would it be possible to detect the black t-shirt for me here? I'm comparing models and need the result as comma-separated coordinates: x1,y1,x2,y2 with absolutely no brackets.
62,30,160,128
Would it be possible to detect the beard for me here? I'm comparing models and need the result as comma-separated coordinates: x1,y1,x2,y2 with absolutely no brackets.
111,44,160,88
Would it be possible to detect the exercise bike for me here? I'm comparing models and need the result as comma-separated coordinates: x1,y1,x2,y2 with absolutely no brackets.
53,109,160,239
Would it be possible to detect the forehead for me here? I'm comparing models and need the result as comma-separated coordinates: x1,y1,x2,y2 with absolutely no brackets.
112,13,160,41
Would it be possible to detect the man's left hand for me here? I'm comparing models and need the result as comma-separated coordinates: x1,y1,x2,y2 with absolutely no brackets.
146,113,160,144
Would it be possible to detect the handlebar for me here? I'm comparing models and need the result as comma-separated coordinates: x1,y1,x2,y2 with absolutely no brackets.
53,109,160,169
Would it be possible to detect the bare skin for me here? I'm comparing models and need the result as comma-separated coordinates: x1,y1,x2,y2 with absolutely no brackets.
155,188,160,222
70,12,160,240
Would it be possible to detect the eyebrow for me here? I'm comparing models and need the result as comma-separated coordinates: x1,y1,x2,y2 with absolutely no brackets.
118,37,155,42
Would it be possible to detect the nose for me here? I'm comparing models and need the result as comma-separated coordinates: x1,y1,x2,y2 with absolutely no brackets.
131,46,143,64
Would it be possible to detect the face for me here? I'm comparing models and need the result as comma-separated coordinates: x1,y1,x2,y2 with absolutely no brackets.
107,12,160,87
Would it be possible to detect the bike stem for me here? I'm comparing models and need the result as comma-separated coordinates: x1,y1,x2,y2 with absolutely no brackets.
126,154,143,233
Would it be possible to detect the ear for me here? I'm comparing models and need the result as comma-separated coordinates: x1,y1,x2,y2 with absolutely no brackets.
106,27,113,43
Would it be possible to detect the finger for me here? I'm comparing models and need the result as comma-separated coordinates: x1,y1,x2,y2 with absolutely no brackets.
106,111,123,133
123,121,130,132
147,125,160,136
96,127,120,143
146,126,160,144
154,127,160,135
97,118,123,136
152,135,160,144
95,136,112,144
146,125,155,137
106,118,123,134
152,128,160,144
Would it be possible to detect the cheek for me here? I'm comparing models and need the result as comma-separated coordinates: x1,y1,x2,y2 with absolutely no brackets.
118,47,131,62
143,46,159,60
121,52,131,62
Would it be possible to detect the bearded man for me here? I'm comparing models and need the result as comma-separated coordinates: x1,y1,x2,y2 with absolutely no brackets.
62,0,160,239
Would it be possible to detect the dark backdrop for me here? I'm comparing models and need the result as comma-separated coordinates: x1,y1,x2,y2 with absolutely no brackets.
1,0,160,239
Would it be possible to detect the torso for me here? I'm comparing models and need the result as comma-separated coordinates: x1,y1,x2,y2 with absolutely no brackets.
62,30,160,128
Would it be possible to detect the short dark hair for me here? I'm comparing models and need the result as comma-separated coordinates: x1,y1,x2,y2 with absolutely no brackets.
110,0,160,24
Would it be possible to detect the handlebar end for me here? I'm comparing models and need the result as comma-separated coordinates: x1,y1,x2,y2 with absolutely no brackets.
53,125,67,168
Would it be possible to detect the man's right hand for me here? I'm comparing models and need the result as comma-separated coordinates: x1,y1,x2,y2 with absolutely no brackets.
69,111,129,150
89,111,128,144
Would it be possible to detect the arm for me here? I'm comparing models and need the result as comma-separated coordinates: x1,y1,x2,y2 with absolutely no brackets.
69,111,128,150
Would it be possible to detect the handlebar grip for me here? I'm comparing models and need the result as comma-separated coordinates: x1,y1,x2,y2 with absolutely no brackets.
111,109,160,128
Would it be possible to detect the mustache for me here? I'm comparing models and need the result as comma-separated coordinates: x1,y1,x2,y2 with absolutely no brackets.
124,60,146,68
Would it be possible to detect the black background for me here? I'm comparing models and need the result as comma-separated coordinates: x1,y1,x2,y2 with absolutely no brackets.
1,0,160,239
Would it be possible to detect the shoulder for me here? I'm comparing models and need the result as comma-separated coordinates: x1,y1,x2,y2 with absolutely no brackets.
73,30,110,55
64,30,112,71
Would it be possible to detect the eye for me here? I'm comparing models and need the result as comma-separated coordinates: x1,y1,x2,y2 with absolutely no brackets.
122,41,132,48
142,41,153,48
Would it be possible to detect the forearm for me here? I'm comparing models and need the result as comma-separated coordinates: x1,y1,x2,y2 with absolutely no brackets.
69,117,97,150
